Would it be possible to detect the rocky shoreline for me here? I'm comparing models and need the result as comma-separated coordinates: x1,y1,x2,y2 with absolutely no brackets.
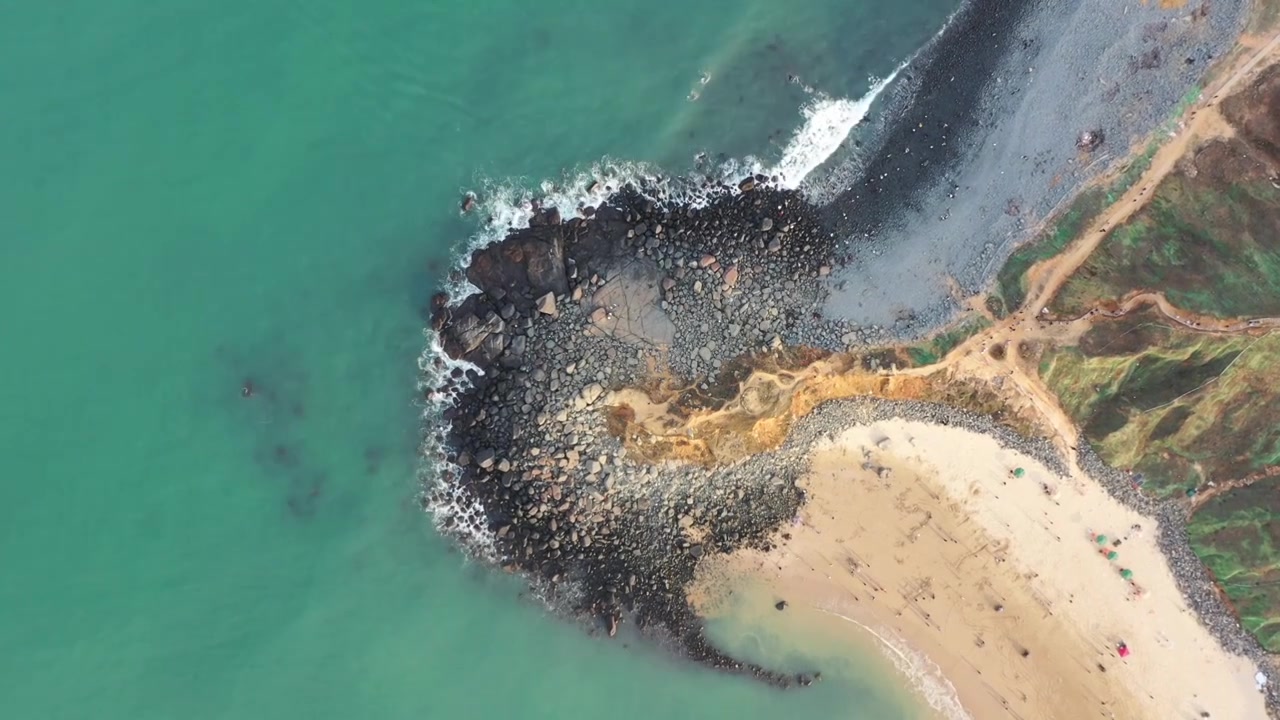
820,0,1248,334
419,0,1273,708
420,176,1276,708
424,182,857,684
422,187,1278,713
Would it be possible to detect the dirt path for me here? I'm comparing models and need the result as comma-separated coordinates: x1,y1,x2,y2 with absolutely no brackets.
1021,28,1280,318
1061,291,1280,334
621,26,1280,490
1191,464,1280,513
904,28,1280,486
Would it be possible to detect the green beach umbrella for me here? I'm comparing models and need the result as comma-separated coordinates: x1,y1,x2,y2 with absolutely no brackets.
1096,535,1109,545
1120,568,1134,580
1013,467,1026,478
1107,551,1119,561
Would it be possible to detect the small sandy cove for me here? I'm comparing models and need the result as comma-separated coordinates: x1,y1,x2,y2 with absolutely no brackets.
690,420,1267,720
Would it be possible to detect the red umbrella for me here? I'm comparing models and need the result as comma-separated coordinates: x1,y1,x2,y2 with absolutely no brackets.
1117,643,1131,658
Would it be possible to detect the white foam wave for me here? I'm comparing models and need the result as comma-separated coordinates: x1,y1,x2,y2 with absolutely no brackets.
440,70,900,305
416,330,495,557
416,329,482,408
773,69,902,190
418,462,495,560
470,159,663,243
445,159,667,305
816,606,973,720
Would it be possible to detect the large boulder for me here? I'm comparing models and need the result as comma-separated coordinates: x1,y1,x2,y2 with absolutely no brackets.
475,331,508,367
584,256,675,348
536,292,557,316
1076,129,1104,152
440,307,507,367
466,225,569,309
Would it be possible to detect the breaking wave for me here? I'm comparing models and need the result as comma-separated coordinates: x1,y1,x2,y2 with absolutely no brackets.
817,606,973,720
773,69,902,190
416,331,495,556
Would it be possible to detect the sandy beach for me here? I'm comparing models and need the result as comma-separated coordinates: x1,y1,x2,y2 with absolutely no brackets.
691,420,1268,720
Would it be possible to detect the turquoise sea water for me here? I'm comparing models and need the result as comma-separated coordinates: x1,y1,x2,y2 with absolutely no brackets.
2,2,957,718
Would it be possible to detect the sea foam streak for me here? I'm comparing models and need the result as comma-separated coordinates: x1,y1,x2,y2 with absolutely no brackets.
773,69,901,190
416,332,495,556
817,606,973,720
420,69,903,546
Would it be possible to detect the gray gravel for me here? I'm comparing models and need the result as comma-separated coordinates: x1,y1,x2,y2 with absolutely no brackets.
819,0,1249,336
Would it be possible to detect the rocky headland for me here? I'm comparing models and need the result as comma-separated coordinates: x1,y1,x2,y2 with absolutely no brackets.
419,0,1277,707
425,183,862,682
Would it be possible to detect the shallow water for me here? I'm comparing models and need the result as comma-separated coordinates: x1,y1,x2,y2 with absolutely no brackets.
2,1,957,718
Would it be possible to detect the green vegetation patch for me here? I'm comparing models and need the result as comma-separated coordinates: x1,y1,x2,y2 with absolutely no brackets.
991,141,1162,317
992,189,1105,317
1054,160,1280,318
900,313,992,367
1040,311,1280,497
1188,477,1280,652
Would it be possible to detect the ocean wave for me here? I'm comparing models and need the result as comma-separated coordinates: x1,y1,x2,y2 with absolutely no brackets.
799,4,965,206
440,68,903,304
416,330,495,556
773,69,901,191
816,605,973,720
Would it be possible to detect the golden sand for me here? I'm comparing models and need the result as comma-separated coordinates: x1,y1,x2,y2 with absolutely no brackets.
691,420,1267,720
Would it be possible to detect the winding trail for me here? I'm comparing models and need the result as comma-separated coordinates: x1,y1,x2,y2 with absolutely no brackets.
906,27,1280,489
628,22,1280,506
1191,464,1280,513
1021,26,1280,319
1054,291,1280,334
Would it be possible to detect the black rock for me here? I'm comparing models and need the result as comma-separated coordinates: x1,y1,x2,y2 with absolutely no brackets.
1076,128,1105,152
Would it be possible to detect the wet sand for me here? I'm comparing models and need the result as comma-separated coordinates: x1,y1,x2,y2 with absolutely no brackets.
691,420,1268,720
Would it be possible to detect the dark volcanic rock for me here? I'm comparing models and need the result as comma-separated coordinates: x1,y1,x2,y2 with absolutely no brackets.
1076,129,1105,153
425,181,839,685
423,161,1278,709
466,224,569,305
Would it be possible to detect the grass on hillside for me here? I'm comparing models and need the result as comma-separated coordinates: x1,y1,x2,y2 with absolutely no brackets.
991,141,1162,316
1053,168,1280,319
1040,312,1280,497
990,83,1203,317
1188,477,1280,652
901,313,993,367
